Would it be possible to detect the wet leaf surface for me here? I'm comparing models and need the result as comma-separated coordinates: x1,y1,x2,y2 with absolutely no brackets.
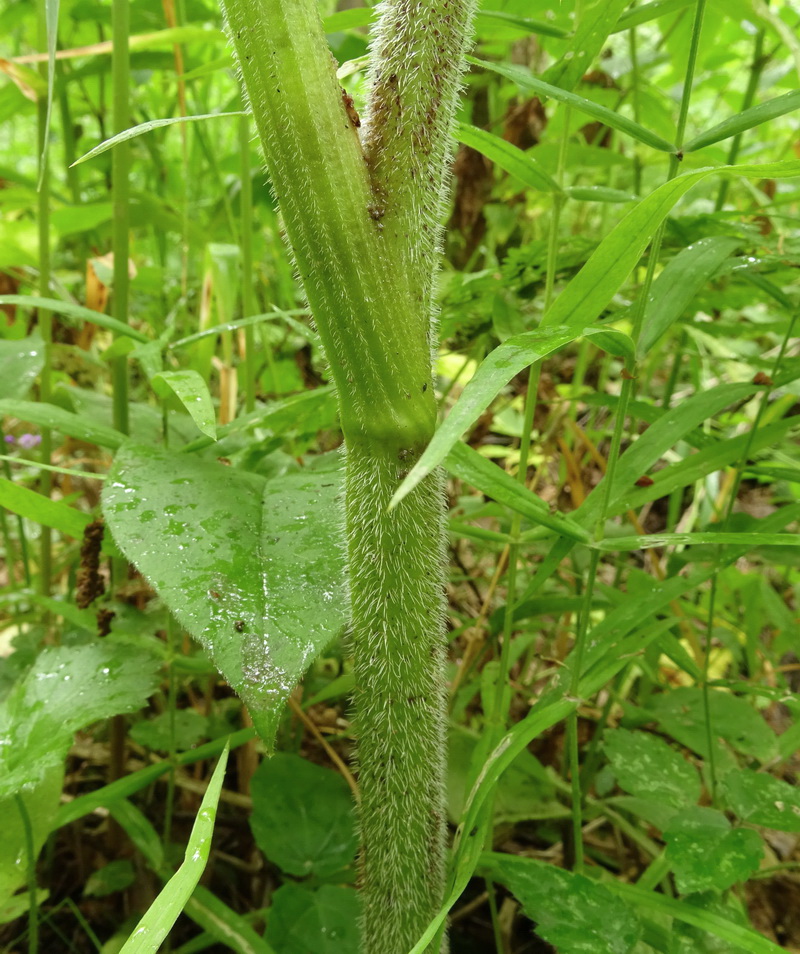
102,444,346,745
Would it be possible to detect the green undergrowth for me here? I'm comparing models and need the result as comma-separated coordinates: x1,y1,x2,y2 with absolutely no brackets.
1,0,800,952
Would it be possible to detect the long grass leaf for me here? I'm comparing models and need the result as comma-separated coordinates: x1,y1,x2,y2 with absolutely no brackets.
455,123,561,193
684,89,800,153
119,747,229,953
0,295,149,342
72,112,246,167
0,398,126,449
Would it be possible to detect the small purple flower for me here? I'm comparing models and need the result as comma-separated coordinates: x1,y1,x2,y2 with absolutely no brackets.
3,434,14,445
18,433,41,450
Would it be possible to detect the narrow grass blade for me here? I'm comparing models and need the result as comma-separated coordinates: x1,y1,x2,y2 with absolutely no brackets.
152,371,217,440
392,325,583,506
638,236,740,355
595,532,800,551
119,746,229,953
469,57,677,153
543,0,631,92
0,398,125,449
539,160,800,334
685,89,800,153
71,112,246,167
445,441,591,542
455,123,561,194
0,295,148,342
564,185,638,203
613,0,694,32
608,881,784,953
0,478,91,538
475,11,570,39
185,887,276,954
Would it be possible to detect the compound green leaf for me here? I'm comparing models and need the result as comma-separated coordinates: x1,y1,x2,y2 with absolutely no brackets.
651,688,777,762
722,769,800,832
102,444,346,747
264,883,360,954
249,753,357,878
604,728,701,809
0,644,160,800
664,807,763,894
484,853,642,953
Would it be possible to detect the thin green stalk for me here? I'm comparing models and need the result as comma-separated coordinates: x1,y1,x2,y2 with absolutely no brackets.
111,0,130,435
701,575,718,801
239,114,257,413
14,794,38,954
36,0,52,601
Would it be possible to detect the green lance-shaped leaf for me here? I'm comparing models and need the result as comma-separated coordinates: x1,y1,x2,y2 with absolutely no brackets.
455,123,561,194
664,807,763,895
684,89,800,153
612,0,694,32
0,478,91,538
543,0,632,93
608,881,784,954
102,444,346,746
0,334,44,400
151,370,217,440
0,644,161,801
119,746,229,954
483,854,642,954
71,112,246,166
595,531,800,551
391,325,589,505
445,441,590,543
0,398,125,449
0,295,149,341
470,57,677,152
564,185,639,203
638,235,741,356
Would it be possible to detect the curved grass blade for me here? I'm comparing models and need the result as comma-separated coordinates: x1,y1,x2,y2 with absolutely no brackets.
595,531,800,551
685,89,800,153
72,112,246,167
543,0,631,93
564,185,638,203
151,370,217,440
469,57,677,153
391,325,584,506
608,881,784,954
455,123,560,194
613,0,694,32
0,398,125,449
475,11,570,39
445,441,591,542
0,295,149,342
0,478,91,538
119,747,229,953
638,236,741,356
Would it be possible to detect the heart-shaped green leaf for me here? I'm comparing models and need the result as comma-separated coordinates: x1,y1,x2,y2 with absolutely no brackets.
102,443,346,746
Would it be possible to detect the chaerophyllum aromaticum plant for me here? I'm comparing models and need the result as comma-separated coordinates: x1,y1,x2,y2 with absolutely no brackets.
92,14,476,946
212,1,474,950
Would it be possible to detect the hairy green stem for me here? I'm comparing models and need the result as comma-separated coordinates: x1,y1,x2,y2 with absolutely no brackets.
222,1,474,949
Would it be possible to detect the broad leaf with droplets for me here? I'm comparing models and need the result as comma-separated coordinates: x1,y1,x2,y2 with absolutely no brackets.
0,644,160,800
102,444,346,746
